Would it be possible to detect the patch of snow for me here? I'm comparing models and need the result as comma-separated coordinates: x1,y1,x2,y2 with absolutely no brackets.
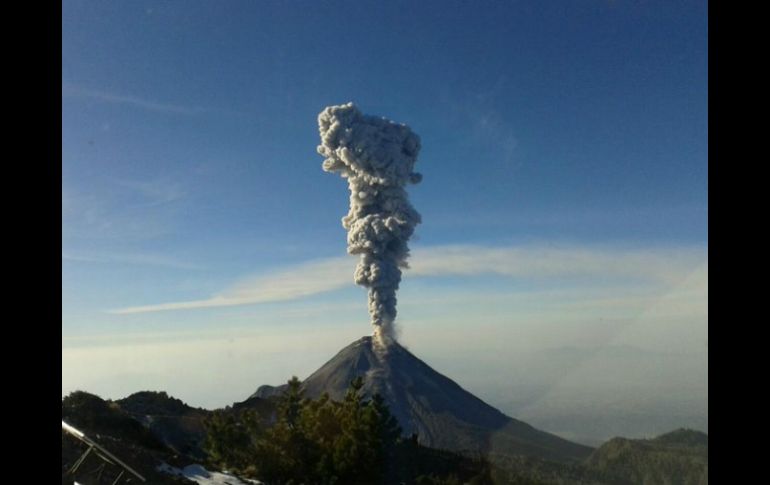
157,462,262,485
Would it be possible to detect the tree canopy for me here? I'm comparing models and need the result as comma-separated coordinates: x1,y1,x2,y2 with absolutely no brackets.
204,376,409,484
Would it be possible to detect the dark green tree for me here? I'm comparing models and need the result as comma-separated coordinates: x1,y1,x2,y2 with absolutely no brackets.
203,376,467,485
251,376,321,484
203,407,261,471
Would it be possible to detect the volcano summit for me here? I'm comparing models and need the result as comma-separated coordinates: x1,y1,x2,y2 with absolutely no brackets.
253,336,592,463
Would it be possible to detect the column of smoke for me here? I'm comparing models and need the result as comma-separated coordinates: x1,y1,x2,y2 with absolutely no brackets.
318,102,422,348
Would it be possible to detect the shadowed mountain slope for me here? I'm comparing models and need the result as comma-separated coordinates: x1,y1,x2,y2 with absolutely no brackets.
253,336,593,463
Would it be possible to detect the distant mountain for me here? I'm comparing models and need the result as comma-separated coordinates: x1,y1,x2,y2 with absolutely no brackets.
114,390,280,461
652,428,708,448
252,336,593,463
117,391,211,459
585,428,708,485
118,390,194,416
62,390,167,452
62,391,193,484
63,378,707,483
252,383,285,399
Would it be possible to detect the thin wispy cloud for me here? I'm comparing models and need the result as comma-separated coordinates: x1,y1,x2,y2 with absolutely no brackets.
110,257,353,314
115,178,187,208
62,84,204,115
407,245,703,285
62,177,188,242
109,244,707,314
63,252,204,271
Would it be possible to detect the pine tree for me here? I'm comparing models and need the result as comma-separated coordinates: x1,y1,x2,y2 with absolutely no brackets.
203,408,261,471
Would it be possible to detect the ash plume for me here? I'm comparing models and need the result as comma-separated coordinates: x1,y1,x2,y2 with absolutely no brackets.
318,103,422,345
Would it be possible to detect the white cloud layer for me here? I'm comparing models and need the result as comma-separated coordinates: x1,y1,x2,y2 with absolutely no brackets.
109,243,706,314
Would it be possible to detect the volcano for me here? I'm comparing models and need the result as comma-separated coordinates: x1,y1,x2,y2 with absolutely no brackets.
252,336,592,463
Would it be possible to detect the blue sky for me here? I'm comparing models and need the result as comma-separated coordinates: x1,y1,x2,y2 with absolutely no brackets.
63,1,707,413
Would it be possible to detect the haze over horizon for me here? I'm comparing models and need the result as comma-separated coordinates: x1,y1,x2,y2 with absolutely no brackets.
62,1,707,444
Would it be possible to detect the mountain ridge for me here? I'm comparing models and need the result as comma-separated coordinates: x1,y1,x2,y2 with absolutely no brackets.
253,335,593,463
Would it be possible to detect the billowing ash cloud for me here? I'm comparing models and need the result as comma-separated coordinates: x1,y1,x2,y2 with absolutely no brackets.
318,102,422,342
